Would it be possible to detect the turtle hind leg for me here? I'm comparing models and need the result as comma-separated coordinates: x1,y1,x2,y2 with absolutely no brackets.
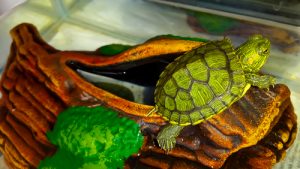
157,125,185,151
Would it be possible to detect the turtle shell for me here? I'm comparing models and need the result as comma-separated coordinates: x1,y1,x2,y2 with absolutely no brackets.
154,38,247,126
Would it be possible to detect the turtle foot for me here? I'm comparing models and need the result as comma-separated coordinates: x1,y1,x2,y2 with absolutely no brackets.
157,136,176,152
156,125,184,151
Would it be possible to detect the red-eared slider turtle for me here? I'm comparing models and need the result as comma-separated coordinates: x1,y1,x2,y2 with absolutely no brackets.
151,35,276,151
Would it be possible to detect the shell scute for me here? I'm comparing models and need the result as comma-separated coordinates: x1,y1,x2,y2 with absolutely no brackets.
175,90,194,112
210,100,227,113
220,41,232,50
208,70,230,96
204,43,217,52
221,93,235,105
172,69,191,90
196,46,207,55
179,114,191,125
190,82,214,107
158,94,166,106
189,111,203,125
218,40,236,60
157,106,165,116
230,86,242,96
230,57,243,71
186,59,208,82
204,50,227,69
170,112,180,124
224,49,236,60
180,50,196,63
163,79,177,97
162,109,171,120
165,96,176,111
232,72,246,87
200,107,215,119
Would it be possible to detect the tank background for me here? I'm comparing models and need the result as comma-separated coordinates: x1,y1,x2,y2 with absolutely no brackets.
0,0,299,169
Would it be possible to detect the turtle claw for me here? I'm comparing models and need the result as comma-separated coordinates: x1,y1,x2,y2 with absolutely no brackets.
157,136,176,152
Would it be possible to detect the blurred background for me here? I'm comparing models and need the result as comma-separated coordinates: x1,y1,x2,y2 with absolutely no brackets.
0,0,25,15
0,0,299,168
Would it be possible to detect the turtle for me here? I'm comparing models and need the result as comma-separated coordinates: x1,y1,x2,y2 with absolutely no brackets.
149,34,276,151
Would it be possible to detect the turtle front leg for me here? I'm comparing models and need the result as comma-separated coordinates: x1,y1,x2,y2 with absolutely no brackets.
157,125,185,151
245,73,276,89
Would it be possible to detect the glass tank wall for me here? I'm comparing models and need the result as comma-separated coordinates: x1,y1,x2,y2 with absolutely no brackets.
0,0,299,168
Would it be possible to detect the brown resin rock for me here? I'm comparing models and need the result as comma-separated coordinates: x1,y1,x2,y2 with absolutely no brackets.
127,86,297,169
0,23,297,169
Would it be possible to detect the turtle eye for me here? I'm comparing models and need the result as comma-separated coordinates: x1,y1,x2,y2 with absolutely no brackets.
258,48,269,56
257,43,270,56
263,49,269,54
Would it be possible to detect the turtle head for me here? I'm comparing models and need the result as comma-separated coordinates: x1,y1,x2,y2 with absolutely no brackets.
236,35,271,73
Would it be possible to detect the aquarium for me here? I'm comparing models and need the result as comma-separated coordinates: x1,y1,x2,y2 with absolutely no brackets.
0,0,299,169
148,0,300,26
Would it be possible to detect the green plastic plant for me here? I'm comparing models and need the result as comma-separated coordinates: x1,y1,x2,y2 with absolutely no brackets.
38,106,144,169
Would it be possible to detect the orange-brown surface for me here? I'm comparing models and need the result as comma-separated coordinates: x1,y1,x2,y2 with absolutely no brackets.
0,23,297,169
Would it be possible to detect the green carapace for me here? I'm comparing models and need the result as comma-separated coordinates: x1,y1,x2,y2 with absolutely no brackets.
151,35,275,151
